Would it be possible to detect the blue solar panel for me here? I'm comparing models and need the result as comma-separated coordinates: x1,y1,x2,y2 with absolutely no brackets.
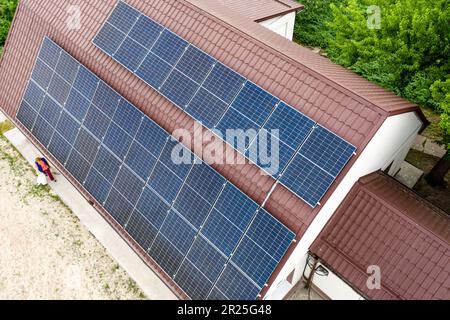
32,116,54,146
213,184,258,231
151,29,188,66
207,287,228,300
159,210,196,255
93,146,121,183
38,38,61,68
93,22,126,56
17,101,37,130
202,63,246,103
232,236,278,288
55,51,79,84
73,66,99,100
185,88,228,128
18,37,299,301
135,117,168,157
174,259,214,300
65,149,91,183
84,167,112,204
114,37,148,72
56,111,79,144
246,135,296,177
184,162,225,204
92,2,357,211
246,209,294,261
48,132,72,164
83,105,111,140
64,89,91,122
135,186,170,229
148,234,184,276
231,82,279,126
104,187,134,226
299,125,356,177
201,208,243,256
148,162,184,203
124,141,157,180
47,74,71,105
92,83,120,117
158,139,193,180
214,263,260,300
125,211,159,250
31,59,53,89
128,15,163,49
39,96,61,127
186,235,227,282
113,100,142,137
23,80,45,109
113,165,145,205
73,128,100,163
103,122,133,160
280,154,335,207
173,185,213,229
160,70,199,108
263,102,315,150
176,46,215,84
107,1,140,34
136,53,172,89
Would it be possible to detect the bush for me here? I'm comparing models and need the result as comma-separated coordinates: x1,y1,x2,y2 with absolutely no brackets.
0,0,18,50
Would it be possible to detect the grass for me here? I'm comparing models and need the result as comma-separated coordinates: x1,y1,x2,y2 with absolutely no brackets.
0,118,13,135
421,106,444,142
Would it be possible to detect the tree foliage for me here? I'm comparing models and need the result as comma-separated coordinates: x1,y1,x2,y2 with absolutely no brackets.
0,0,18,55
295,0,450,175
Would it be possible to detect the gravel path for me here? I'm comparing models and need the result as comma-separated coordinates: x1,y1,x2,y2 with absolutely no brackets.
0,133,146,299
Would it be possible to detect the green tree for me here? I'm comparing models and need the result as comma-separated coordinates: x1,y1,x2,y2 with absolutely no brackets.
427,80,450,185
0,0,18,56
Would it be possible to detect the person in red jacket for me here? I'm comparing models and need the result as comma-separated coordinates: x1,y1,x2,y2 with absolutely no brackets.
35,157,56,182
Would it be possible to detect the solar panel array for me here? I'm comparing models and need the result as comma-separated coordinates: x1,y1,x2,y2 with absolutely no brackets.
16,37,295,300
92,0,357,207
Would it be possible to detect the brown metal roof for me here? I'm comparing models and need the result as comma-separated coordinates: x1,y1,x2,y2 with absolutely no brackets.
0,0,429,298
209,0,304,22
310,171,450,300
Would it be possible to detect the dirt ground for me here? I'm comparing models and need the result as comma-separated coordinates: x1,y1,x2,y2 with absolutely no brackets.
406,149,450,214
0,129,146,300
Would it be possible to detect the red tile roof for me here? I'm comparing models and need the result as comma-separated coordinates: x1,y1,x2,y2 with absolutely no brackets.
210,0,304,22
310,172,450,300
0,0,429,298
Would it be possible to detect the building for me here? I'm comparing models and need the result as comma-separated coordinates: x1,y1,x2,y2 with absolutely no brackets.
0,0,445,300
211,0,304,40
308,171,449,300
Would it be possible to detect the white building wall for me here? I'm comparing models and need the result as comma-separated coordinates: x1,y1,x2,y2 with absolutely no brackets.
259,12,296,41
265,112,423,300
304,262,364,300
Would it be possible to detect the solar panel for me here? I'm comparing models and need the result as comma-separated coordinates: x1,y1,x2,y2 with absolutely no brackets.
125,210,159,251
231,82,279,126
160,70,199,108
65,89,91,122
176,46,215,84
174,259,214,300
92,1,357,208
128,15,163,49
16,37,296,300
185,88,228,128
114,37,148,71
103,122,133,160
113,165,145,205
84,167,112,204
213,263,261,300
23,80,45,109
135,186,170,229
55,51,79,84
106,0,140,34
185,235,227,282
151,30,188,66
47,74,71,105
279,153,335,207
31,59,53,88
